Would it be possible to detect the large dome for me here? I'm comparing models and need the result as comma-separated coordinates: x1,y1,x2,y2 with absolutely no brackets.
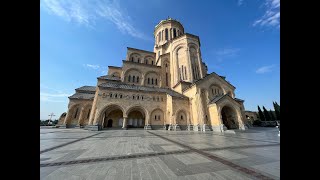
154,17,184,32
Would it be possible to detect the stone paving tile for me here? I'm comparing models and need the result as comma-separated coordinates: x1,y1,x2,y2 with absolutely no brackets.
40,127,280,180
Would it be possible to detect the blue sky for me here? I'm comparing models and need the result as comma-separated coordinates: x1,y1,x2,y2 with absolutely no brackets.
40,0,280,120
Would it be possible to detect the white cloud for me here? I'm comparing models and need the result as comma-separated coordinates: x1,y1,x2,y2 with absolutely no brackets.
83,64,107,75
213,48,240,63
215,48,240,56
238,0,244,6
85,64,100,69
40,92,71,102
256,65,275,74
40,0,149,40
253,0,280,28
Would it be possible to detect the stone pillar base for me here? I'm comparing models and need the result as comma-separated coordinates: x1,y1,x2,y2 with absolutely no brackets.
168,124,174,131
202,124,212,132
85,125,101,131
59,124,67,128
144,125,152,130
193,124,201,131
174,124,181,131
187,124,193,131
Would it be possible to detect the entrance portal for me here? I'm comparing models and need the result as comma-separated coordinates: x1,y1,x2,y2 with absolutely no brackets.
127,110,145,128
107,119,113,127
221,106,238,129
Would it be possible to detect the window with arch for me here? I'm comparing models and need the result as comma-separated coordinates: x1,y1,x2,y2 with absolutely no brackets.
159,32,161,42
165,28,168,40
154,115,157,120
151,61,154,65
74,108,79,118
158,115,160,120
137,58,140,63
148,78,150,84
173,28,177,38
132,76,135,82
128,75,131,82
133,95,135,99
120,94,122,98
141,96,144,100
155,79,158,85
137,95,139,100
110,93,112,98
131,57,134,61
137,76,139,83
115,94,117,98
151,78,154,84
166,73,168,86
87,109,91,119
180,115,183,120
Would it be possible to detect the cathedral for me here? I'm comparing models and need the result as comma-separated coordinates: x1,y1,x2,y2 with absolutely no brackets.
58,18,248,132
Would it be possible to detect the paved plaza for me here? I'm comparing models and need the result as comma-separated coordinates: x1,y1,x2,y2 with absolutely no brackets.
40,127,280,180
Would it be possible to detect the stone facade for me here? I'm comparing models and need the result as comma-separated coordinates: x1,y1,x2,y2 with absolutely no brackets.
59,18,248,132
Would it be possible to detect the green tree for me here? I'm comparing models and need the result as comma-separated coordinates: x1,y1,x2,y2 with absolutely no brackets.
258,106,265,121
269,110,276,121
273,101,280,120
263,106,271,121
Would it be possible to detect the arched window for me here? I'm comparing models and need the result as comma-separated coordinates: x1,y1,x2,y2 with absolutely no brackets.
173,28,177,38
132,76,135,82
87,109,91,119
115,94,117,98
131,57,134,61
157,97,159,101
120,94,122,98
159,32,161,42
142,96,144,100
185,68,187,80
137,58,140,63
137,95,139,100
165,28,168,40
74,108,79,118
151,78,154,84
158,115,160,120
110,93,112,98
145,59,148,64
133,95,135,99
148,78,150,84
137,76,139,83
166,73,168,86
151,61,154,65
155,79,158,85
128,75,131,82
181,115,183,120
155,115,157,120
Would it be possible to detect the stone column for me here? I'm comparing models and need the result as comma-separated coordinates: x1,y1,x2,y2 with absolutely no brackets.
63,108,73,127
122,117,127,129
77,107,85,127
186,48,194,82
197,49,204,78
144,115,152,130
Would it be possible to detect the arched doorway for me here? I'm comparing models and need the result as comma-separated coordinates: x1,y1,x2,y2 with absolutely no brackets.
100,105,124,128
176,110,188,130
221,106,239,129
107,119,113,127
127,107,145,128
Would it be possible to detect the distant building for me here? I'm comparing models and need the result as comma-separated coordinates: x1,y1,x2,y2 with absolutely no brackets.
59,18,248,132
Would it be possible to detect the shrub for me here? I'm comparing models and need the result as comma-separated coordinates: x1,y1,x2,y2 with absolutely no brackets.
253,120,262,126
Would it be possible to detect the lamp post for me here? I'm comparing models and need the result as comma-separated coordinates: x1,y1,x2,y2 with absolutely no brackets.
48,113,55,126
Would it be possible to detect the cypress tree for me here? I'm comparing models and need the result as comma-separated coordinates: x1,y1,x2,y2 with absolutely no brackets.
273,101,280,120
263,106,271,121
258,106,265,121
269,110,276,121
